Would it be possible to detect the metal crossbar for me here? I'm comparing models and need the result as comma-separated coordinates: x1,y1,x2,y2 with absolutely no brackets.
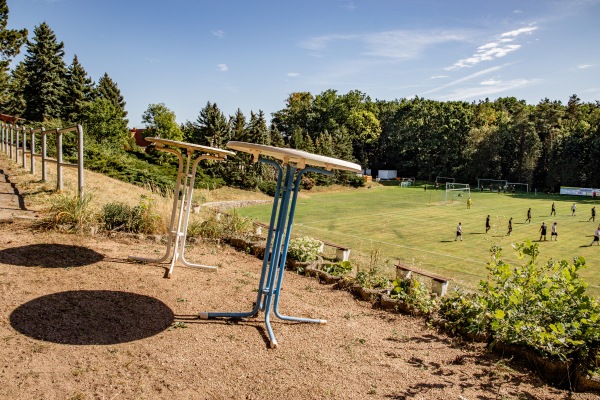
0,122,85,198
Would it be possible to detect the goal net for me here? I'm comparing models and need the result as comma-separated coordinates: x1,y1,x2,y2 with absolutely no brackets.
477,179,508,192
445,183,470,205
507,182,529,193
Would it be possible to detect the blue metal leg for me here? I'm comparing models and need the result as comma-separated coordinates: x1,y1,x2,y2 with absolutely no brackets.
200,161,333,348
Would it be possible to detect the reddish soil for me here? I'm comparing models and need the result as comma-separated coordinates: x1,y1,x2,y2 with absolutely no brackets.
1,221,599,400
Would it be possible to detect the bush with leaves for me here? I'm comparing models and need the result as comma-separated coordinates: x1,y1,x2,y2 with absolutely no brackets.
439,241,600,376
195,209,254,240
101,195,160,234
321,260,352,276
287,236,323,262
41,192,96,234
390,277,437,315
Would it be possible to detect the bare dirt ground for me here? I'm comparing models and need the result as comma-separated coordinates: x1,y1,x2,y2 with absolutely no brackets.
0,157,599,399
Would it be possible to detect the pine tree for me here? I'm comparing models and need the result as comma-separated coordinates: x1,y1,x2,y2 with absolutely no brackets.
96,72,128,121
64,55,94,122
269,123,284,148
193,102,230,147
0,0,27,109
246,110,268,145
22,22,68,122
229,108,246,141
4,62,27,116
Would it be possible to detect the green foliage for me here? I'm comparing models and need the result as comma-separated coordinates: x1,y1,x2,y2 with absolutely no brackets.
439,241,600,373
321,260,352,276
287,236,323,262
390,277,437,315
41,192,96,234
195,210,254,240
142,103,183,141
22,22,68,121
484,242,600,364
81,97,129,148
101,195,160,234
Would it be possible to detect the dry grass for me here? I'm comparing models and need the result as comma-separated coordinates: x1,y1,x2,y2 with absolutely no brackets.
4,154,272,234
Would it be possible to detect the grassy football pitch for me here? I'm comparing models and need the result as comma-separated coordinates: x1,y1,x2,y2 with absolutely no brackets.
237,185,600,296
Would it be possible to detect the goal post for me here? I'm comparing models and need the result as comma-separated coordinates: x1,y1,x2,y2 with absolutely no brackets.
435,176,455,184
477,178,508,191
507,182,529,193
445,182,470,205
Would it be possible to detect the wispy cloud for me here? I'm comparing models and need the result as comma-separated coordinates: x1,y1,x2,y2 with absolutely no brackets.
436,78,537,101
423,65,508,96
217,64,229,72
211,30,225,38
145,57,163,64
446,26,537,70
300,30,465,60
341,2,357,11
431,75,449,79
577,64,593,69
287,72,300,77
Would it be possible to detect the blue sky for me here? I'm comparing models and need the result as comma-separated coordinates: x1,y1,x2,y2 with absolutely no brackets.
6,0,600,128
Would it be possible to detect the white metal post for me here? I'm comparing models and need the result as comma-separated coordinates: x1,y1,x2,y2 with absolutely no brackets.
56,128,62,192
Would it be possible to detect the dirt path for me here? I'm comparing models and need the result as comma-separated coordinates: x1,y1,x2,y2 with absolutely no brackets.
0,155,597,399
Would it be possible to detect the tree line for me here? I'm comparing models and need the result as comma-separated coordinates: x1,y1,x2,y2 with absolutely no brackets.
2,3,599,192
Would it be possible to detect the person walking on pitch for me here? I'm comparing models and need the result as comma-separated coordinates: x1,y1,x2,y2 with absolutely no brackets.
485,215,490,233
455,222,463,241
591,226,600,246
526,208,532,223
572,203,577,216
590,206,596,222
551,222,558,240
551,202,556,216
507,217,513,236
466,197,472,209
539,222,547,241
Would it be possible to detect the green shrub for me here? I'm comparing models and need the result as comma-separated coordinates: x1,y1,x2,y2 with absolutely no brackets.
195,209,254,240
258,180,278,197
101,195,160,234
439,241,600,377
390,277,437,315
41,192,96,234
287,236,323,262
321,260,352,276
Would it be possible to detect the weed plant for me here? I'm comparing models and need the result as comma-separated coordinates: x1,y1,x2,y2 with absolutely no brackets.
40,192,96,234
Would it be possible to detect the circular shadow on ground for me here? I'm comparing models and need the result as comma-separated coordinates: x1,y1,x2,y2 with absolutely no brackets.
10,290,174,345
0,244,104,268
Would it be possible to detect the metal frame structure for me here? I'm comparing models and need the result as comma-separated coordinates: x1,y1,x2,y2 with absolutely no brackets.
200,141,361,348
128,137,234,278
1,122,85,198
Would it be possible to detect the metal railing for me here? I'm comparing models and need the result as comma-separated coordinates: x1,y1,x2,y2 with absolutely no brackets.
0,122,85,198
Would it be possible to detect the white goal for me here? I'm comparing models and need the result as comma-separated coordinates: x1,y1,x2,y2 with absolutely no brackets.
477,179,508,192
507,182,529,193
445,182,470,205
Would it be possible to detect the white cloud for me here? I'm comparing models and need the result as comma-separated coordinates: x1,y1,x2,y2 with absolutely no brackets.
446,26,537,70
424,65,507,95
436,79,537,101
577,64,593,69
499,26,538,38
211,30,225,38
287,72,300,77
480,79,501,86
217,64,229,72
300,30,465,60
341,2,357,11
431,75,449,79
